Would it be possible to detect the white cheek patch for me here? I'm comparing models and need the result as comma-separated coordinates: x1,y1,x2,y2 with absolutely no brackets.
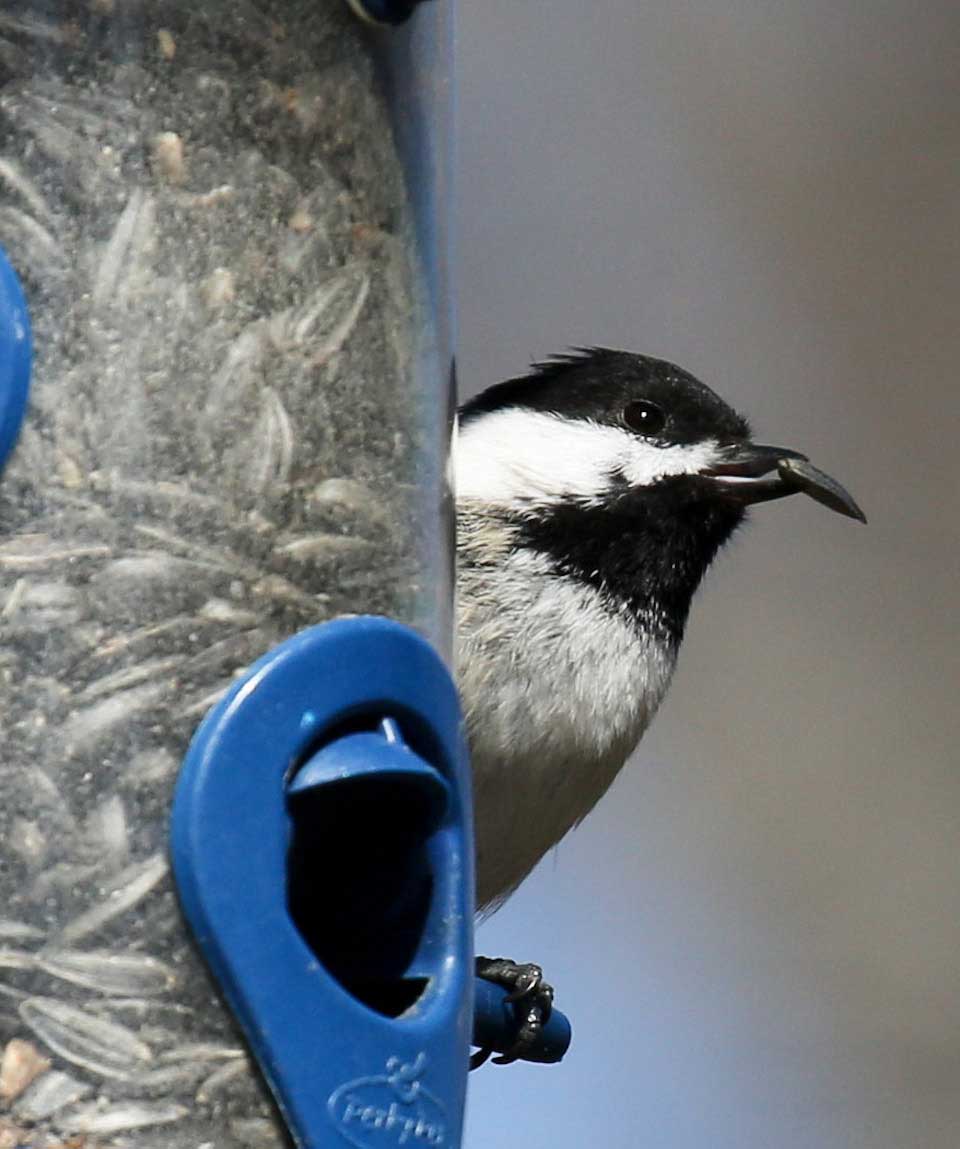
457,407,721,505
619,437,720,488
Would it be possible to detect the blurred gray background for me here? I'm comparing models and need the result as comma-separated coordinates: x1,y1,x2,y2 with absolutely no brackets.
455,3,960,1147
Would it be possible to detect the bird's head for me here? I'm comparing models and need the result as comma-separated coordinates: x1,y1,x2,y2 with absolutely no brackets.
457,349,863,636
458,348,863,522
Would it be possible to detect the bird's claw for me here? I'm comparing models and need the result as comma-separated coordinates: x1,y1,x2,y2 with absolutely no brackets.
471,957,555,1069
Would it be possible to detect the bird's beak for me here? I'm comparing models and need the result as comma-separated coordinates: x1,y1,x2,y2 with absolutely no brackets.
704,443,866,522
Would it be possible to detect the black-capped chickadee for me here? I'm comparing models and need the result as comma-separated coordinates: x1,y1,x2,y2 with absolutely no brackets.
457,349,864,1062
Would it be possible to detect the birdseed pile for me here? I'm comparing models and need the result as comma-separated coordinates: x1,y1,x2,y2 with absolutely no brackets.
0,1,447,1146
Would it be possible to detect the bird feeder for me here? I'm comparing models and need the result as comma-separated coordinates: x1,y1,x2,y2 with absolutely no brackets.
0,0,459,1142
0,3,569,1146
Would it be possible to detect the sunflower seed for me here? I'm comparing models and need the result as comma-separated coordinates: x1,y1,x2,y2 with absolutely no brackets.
56,853,168,944
82,796,129,866
18,997,154,1078
230,1117,287,1149
196,1056,250,1102
62,683,170,756
158,1042,245,1063
36,949,176,997
0,921,44,942
124,1060,209,1097
61,1099,188,1134
12,1069,92,1121
0,950,35,971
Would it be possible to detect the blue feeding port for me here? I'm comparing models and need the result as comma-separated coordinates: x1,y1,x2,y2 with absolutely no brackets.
286,713,455,1020
0,247,31,472
172,618,474,1148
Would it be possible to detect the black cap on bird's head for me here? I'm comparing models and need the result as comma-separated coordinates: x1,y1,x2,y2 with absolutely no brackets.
457,348,864,641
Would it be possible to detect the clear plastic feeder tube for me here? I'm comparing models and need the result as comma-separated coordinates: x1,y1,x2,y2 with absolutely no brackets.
0,2,452,1146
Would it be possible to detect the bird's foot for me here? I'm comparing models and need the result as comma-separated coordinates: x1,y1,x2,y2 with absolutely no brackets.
471,956,555,1069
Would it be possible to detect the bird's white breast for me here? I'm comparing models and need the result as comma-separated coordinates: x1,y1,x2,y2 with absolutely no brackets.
456,516,677,909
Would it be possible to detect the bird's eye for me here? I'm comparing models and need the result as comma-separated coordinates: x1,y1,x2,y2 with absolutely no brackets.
622,400,667,437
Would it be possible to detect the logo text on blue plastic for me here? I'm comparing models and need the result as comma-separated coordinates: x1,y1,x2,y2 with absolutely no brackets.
328,1053,447,1148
